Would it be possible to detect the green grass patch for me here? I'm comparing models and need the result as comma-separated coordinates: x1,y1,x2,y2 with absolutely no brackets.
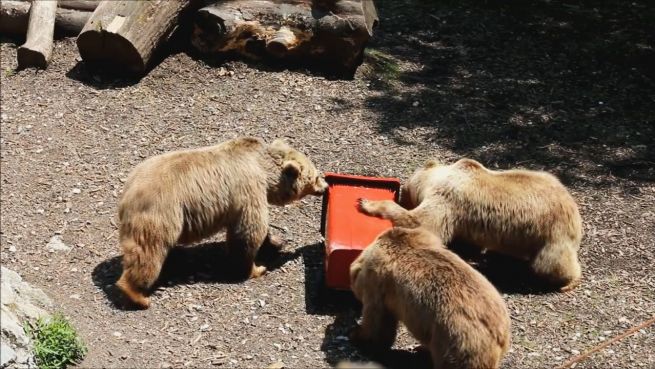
364,49,401,82
25,314,87,369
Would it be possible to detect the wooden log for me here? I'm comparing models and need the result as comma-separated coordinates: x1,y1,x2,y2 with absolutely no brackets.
17,0,57,69
191,0,379,75
0,1,90,36
13,0,99,11
76,0,195,75
58,0,99,11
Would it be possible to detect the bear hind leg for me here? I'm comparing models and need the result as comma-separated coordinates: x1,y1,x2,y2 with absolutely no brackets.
531,241,581,292
116,236,170,309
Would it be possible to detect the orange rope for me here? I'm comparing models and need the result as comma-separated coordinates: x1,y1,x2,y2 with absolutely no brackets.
555,316,655,369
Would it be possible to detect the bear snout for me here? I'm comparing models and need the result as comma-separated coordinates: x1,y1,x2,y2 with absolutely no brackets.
313,178,328,195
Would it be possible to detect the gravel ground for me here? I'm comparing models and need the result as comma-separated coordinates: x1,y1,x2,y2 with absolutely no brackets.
1,0,654,368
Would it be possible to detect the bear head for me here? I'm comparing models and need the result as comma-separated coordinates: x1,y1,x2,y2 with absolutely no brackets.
267,139,327,206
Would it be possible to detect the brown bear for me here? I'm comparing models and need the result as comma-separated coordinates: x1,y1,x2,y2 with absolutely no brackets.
115,137,327,309
360,158,583,292
350,199,511,369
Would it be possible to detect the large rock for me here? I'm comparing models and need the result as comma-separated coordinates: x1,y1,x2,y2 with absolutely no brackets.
1,267,52,369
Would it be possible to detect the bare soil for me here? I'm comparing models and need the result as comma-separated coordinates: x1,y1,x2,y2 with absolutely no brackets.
1,0,654,368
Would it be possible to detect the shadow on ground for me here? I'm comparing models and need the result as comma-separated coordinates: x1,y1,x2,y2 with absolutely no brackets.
91,240,300,310
361,0,655,188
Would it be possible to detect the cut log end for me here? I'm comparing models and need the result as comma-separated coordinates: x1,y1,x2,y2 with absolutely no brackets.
76,31,145,74
266,27,299,57
17,46,48,69
75,0,193,76
17,0,57,69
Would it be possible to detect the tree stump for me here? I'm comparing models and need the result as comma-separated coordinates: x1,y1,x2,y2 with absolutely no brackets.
76,0,195,75
17,0,57,69
0,1,91,36
191,0,378,76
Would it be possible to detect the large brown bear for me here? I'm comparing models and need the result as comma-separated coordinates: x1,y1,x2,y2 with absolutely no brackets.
360,158,583,291
350,200,511,369
116,137,327,309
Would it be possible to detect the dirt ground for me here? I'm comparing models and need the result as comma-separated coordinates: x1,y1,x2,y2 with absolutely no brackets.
1,0,654,368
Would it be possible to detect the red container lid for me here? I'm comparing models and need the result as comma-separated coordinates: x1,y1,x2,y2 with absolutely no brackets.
321,173,401,290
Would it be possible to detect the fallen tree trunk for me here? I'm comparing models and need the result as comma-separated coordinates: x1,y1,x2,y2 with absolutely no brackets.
76,0,195,75
191,0,378,76
0,0,90,36
58,0,99,11
17,0,57,68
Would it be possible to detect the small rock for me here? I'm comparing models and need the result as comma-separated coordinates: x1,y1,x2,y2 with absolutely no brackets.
1,113,7,121
268,361,285,369
412,101,420,107
71,188,81,194
1,341,17,367
46,235,71,252
69,294,81,300
8,245,16,253
113,331,122,338
200,324,210,332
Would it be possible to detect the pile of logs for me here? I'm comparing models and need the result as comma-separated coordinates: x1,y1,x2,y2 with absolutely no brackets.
0,0,378,76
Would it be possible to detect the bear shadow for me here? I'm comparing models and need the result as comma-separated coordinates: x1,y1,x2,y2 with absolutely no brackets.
301,242,433,368
449,240,559,295
91,240,300,310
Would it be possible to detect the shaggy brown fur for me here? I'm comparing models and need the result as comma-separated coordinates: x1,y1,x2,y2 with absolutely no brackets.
360,158,583,291
350,206,511,369
116,137,327,309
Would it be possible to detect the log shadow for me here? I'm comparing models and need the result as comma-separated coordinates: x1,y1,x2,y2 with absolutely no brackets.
65,61,143,90
185,48,358,81
91,239,299,310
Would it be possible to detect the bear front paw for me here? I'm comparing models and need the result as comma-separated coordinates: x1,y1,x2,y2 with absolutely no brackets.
356,198,371,214
250,265,267,279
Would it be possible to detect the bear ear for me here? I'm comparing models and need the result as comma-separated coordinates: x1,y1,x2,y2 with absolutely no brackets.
271,138,289,149
424,159,439,168
282,160,301,180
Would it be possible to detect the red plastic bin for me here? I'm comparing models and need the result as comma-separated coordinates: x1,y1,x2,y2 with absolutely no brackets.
320,173,401,290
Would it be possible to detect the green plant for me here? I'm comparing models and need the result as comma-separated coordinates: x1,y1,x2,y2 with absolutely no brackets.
364,49,401,81
24,314,87,369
